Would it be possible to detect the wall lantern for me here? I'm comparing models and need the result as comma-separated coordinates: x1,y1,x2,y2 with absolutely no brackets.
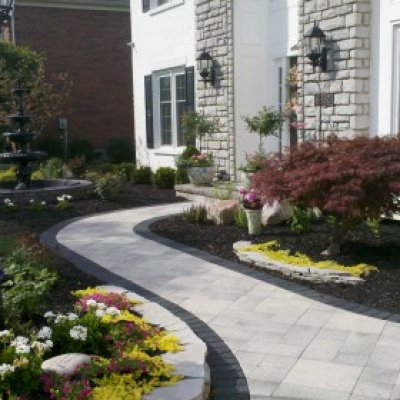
197,49,215,86
304,22,328,72
0,0,13,22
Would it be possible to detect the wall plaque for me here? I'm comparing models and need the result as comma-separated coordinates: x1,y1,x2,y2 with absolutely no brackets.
314,93,335,107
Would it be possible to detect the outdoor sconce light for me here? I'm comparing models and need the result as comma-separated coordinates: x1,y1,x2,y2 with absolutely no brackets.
197,49,215,86
0,0,13,22
305,22,328,72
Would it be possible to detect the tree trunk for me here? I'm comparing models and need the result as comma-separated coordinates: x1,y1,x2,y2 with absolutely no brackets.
321,219,355,257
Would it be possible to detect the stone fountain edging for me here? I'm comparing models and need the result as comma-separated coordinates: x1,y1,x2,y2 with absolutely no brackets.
96,284,211,400
233,241,364,284
0,179,93,204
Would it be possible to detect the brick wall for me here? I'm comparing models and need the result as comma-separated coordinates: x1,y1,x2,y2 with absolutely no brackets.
196,0,235,177
14,5,134,149
298,0,371,140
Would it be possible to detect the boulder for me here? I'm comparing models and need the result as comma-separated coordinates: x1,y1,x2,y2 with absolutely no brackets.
42,353,91,376
262,199,293,226
208,199,239,225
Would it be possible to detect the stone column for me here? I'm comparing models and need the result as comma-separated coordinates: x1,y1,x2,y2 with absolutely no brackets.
298,0,371,140
195,0,235,178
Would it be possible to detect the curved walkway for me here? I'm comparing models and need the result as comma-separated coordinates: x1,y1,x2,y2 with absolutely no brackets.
43,203,400,400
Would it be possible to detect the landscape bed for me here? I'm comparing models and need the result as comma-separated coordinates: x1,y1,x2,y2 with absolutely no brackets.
150,215,400,314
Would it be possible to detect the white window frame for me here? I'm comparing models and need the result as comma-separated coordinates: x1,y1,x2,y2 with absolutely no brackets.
149,0,184,15
152,67,186,149
392,24,400,136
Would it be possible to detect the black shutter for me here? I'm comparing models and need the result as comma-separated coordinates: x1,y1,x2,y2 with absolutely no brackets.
144,75,154,149
142,0,150,12
185,66,195,146
185,66,195,113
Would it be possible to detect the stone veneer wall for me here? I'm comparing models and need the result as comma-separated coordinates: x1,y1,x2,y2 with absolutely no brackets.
298,0,371,140
195,0,235,177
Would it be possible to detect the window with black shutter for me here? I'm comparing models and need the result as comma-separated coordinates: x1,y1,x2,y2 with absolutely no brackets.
144,75,154,149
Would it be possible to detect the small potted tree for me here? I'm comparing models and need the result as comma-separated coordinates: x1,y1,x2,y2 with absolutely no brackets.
179,112,216,185
240,107,284,186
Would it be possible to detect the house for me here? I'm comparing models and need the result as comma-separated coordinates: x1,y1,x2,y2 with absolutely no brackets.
13,0,134,152
131,0,396,179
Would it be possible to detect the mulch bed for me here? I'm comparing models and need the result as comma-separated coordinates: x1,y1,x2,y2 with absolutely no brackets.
0,184,182,313
151,216,400,314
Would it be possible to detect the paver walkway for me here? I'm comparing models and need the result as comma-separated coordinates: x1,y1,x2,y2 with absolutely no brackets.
46,203,400,400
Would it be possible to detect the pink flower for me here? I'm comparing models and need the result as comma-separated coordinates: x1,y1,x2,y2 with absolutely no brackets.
245,192,257,203
239,188,247,195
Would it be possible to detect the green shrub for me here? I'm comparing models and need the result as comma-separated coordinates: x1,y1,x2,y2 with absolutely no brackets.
0,167,16,182
94,173,122,200
0,234,19,257
2,244,57,324
133,166,152,184
115,162,136,181
67,155,87,178
184,205,208,224
106,137,135,164
40,157,64,179
234,207,248,228
153,167,176,189
289,206,314,234
175,166,189,184
34,133,64,158
68,139,94,161
89,162,118,175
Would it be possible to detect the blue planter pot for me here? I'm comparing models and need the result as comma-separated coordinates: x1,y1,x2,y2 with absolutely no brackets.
187,166,215,186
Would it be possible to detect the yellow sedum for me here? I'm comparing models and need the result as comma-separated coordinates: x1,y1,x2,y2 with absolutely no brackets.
239,241,378,277
72,287,109,298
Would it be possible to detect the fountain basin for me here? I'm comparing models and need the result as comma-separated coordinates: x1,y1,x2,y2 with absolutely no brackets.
0,151,47,163
0,179,93,204
2,132,36,145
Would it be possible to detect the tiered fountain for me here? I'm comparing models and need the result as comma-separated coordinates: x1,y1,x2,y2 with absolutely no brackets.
0,82,46,189
0,83,92,203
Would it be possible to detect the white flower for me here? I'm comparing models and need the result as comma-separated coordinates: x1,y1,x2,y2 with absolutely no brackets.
45,340,53,349
4,198,11,205
30,199,34,204
0,330,11,338
54,314,67,324
37,326,52,340
15,344,30,354
44,311,56,319
95,309,105,318
0,364,15,377
11,336,29,347
41,201,46,206
85,299,97,308
106,307,121,316
67,313,79,321
32,339,52,352
96,302,107,310
69,325,87,341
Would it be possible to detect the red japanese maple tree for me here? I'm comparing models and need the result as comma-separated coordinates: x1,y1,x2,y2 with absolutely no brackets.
252,135,400,255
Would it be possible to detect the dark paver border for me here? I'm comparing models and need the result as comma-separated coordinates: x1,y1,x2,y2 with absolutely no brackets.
41,213,250,400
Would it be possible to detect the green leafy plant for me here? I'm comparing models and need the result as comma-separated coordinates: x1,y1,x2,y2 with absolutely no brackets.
2,245,57,324
153,167,176,189
181,112,215,152
243,106,284,153
40,157,64,179
184,205,208,224
67,155,87,178
56,194,73,210
29,199,46,213
289,206,314,234
106,137,135,164
115,162,136,182
239,152,269,173
133,166,152,184
1,198,18,213
0,168,15,182
234,207,248,228
212,181,235,200
94,173,122,200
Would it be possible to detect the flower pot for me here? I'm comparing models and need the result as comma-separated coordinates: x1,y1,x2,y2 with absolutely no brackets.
187,166,215,186
245,208,262,235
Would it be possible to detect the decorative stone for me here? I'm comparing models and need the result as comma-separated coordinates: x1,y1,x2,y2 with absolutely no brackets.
262,199,293,226
41,353,91,376
208,199,238,225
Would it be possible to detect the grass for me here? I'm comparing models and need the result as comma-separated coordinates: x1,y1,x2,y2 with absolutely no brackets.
0,234,19,257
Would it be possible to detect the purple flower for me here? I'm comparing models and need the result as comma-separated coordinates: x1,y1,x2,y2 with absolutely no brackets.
245,192,257,203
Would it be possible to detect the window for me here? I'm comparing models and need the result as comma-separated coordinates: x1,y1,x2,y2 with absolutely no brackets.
142,0,171,12
144,67,195,149
156,70,186,147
